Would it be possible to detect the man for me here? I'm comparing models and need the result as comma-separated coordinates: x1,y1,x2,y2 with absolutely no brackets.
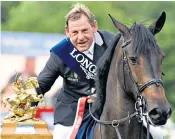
36,3,117,139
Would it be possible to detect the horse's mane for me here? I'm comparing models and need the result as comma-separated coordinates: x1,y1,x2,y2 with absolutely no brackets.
91,33,121,118
91,23,160,118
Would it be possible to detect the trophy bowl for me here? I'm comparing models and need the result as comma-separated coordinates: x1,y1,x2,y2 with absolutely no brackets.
1,75,52,139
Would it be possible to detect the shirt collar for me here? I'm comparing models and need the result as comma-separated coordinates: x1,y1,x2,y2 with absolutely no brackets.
94,31,103,46
83,40,94,55
84,31,104,55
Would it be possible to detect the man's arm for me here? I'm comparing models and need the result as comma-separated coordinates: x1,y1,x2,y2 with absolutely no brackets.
36,52,62,95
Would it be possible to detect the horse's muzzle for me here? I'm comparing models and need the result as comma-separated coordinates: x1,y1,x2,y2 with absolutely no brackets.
148,107,172,125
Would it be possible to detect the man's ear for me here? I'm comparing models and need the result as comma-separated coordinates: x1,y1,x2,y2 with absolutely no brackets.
65,26,70,37
93,20,98,33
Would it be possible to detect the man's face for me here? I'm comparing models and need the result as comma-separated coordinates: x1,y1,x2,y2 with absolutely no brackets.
65,14,98,52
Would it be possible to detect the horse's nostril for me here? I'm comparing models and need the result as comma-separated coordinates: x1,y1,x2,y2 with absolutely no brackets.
149,108,161,119
167,108,172,118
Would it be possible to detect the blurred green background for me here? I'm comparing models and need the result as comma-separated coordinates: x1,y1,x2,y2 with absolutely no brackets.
1,1,175,122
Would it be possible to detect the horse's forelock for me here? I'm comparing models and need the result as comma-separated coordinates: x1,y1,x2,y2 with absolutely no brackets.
131,23,160,55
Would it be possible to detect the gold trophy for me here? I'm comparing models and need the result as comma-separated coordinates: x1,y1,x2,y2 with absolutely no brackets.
1,75,52,139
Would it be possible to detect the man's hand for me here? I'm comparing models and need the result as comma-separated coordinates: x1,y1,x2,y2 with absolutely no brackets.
87,94,96,103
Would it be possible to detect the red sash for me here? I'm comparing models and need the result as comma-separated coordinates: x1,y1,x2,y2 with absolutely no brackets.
69,96,88,139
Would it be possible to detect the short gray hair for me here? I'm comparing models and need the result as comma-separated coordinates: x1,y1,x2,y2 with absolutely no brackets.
65,3,95,27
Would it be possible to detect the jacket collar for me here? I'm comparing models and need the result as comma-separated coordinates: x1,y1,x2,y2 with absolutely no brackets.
94,31,104,46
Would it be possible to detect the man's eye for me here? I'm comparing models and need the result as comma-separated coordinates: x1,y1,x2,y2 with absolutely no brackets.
72,32,77,35
83,29,88,33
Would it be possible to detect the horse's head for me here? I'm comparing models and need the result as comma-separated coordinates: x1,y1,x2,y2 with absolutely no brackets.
25,77,39,89
109,12,171,126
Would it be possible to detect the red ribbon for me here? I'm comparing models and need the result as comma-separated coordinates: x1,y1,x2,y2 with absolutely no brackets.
69,96,88,139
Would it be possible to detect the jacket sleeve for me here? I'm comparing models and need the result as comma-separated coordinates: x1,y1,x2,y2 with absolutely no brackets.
36,52,62,95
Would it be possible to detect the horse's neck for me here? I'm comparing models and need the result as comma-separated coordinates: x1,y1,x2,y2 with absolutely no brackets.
100,43,143,139
104,39,135,117
101,86,143,138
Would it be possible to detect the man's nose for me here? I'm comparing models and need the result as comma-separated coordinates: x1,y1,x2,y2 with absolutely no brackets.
77,32,84,40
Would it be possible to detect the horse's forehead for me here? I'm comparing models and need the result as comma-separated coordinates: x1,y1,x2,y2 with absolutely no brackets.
127,43,161,57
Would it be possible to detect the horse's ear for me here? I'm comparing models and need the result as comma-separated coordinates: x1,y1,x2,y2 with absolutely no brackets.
108,14,130,39
148,12,166,35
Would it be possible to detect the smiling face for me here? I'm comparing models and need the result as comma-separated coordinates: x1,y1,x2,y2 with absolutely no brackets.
65,14,98,52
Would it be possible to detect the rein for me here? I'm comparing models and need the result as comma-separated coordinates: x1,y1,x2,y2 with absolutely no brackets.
89,37,163,139
89,104,138,139
89,96,145,139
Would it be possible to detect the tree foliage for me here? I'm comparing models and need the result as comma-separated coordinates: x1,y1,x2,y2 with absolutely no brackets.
1,1,175,121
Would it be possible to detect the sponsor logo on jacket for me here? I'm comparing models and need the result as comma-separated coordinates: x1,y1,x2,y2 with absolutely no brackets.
64,72,79,82
70,48,97,80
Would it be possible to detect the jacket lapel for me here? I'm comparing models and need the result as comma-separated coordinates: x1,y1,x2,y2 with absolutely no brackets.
93,43,106,64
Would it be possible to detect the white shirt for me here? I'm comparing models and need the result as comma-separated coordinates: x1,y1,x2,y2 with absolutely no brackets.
83,41,94,60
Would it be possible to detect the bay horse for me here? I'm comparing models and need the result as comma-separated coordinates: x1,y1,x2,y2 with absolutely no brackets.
90,12,172,139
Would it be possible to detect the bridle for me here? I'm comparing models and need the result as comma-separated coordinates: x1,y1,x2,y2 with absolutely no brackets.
89,37,163,139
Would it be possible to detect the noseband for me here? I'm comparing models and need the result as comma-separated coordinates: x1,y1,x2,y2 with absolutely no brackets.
89,38,163,139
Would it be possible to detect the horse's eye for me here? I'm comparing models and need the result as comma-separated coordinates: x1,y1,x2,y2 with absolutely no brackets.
129,57,137,64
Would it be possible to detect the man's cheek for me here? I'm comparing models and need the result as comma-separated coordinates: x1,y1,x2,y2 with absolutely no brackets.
70,38,76,46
